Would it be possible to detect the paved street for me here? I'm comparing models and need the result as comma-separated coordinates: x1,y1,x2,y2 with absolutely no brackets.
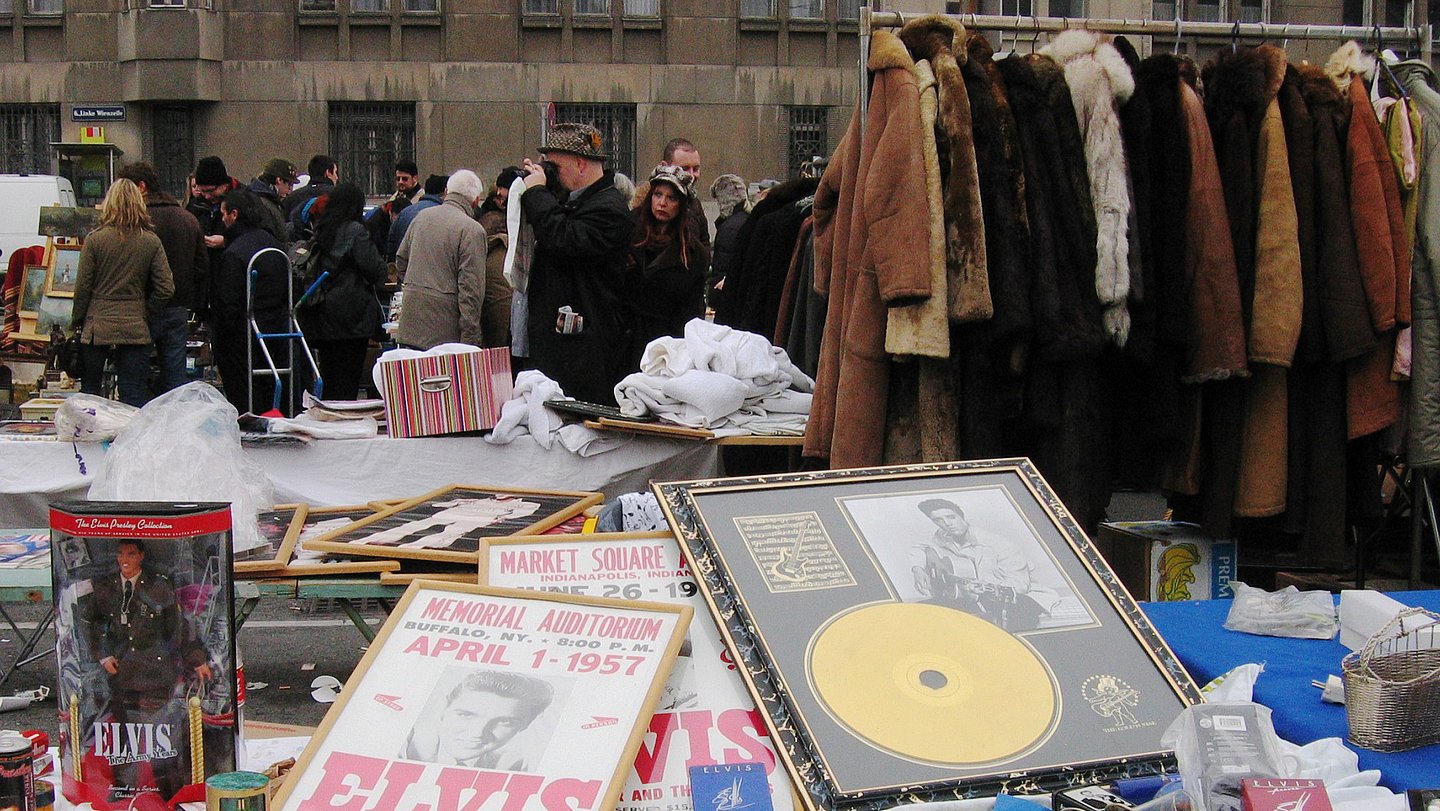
0,595,389,739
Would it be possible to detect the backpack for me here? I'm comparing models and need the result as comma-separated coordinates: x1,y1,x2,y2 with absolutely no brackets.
288,237,328,309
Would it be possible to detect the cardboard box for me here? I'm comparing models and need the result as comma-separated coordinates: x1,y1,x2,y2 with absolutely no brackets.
1241,778,1334,811
1095,521,1236,602
51,501,238,808
378,347,512,438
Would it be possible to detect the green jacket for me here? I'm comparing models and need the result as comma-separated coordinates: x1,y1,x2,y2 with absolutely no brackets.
73,225,174,346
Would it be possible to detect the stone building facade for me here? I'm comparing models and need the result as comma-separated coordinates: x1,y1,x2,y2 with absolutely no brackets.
0,0,1429,199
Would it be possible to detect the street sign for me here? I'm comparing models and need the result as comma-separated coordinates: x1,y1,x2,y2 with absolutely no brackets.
70,105,126,123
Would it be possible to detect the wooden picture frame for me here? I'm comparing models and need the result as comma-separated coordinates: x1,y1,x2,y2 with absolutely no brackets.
19,265,48,317
653,459,1205,810
234,504,307,575
304,484,604,565
479,531,800,811
241,504,402,578
271,581,692,811
46,244,82,298
35,294,74,336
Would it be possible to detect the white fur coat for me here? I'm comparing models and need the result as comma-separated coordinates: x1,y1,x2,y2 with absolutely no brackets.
1042,30,1136,347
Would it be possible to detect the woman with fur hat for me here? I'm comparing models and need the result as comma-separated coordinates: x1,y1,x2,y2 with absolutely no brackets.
621,164,711,371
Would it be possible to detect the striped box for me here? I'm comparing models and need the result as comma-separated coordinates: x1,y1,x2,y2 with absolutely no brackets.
380,348,513,438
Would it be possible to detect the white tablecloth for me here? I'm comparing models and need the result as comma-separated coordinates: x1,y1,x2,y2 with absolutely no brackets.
0,434,719,527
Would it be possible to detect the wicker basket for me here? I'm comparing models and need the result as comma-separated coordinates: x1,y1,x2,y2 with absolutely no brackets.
1341,606,1440,752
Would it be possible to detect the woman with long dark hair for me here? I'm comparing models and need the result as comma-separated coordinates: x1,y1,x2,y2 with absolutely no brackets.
298,181,388,399
71,178,174,406
621,164,710,371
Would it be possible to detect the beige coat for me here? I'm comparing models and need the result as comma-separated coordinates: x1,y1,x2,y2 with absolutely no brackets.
73,225,174,346
396,194,489,349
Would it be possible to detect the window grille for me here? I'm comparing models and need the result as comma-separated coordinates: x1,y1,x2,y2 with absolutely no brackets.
551,103,637,182
786,106,827,181
153,107,194,201
0,104,60,175
328,101,418,197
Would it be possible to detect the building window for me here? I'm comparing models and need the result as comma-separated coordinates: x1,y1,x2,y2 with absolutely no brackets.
149,0,186,7
1193,0,1221,20
0,0,12,12
979,0,1033,15
552,103,636,182
328,102,417,198
523,0,557,11
1048,0,1083,16
403,0,438,10
27,0,62,12
1237,0,1263,21
1152,0,1176,19
353,0,386,10
624,0,657,15
786,106,827,180
1,105,59,175
740,0,775,18
301,0,336,10
152,106,194,201
1385,0,1412,26
788,0,821,18
575,0,607,13
837,0,858,19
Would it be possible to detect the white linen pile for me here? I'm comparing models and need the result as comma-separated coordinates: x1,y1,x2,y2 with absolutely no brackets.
614,319,814,431
486,370,627,456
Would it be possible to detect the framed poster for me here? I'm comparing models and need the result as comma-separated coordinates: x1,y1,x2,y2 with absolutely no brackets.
654,459,1204,811
271,582,692,811
481,532,797,811
50,501,238,809
249,504,402,577
20,265,48,316
48,244,82,297
305,484,604,565
234,504,307,575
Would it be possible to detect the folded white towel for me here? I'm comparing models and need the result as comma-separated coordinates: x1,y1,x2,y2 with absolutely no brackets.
558,423,629,457
485,370,565,448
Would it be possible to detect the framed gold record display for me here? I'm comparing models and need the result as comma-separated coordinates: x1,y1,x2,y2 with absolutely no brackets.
654,459,1204,810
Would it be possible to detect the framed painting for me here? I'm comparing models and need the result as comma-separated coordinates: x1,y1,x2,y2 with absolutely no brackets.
234,504,307,575
38,204,101,240
480,531,798,811
271,581,692,811
304,484,604,565
653,459,1204,810
47,244,82,298
20,265,48,316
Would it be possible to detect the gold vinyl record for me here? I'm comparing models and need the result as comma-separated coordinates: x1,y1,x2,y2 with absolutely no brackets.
808,602,1056,764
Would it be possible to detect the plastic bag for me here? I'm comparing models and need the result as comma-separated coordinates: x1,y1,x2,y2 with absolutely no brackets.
53,393,139,443
88,383,274,558
1161,702,1290,811
1223,581,1338,640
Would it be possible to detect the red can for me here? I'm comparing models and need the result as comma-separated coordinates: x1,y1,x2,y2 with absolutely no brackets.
0,731,35,811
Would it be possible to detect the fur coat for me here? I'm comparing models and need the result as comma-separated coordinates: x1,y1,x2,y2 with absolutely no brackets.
1042,30,1135,347
1331,42,1404,439
804,29,934,467
899,16,992,326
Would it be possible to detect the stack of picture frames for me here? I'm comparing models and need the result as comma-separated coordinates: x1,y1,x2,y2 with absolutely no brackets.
240,484,603,580
16,240,80,343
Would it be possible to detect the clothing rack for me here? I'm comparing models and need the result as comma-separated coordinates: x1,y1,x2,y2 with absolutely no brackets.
855,4,1440,584
859,7,1432,122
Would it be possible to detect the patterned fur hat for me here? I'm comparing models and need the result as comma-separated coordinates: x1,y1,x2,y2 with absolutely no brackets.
709,173,749,217
539,122,608,161
648,163,693,198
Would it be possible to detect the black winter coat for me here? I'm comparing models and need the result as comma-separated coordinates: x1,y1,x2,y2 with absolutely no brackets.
522,171,634,405
707,208,749,304
623,216,710,371
299,220,388,342
214,223,288,333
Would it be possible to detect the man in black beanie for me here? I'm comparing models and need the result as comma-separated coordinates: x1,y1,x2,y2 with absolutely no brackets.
188,156,241,311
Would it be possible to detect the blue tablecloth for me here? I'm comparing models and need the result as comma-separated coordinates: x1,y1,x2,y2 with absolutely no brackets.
1142,591,1440,792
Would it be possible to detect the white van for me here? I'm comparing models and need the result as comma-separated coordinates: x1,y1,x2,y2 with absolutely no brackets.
0,174,78,268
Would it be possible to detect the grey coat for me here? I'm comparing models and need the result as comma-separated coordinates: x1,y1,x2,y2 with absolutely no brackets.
395,194,489,349
1399,61,1440,468
73,226,174,346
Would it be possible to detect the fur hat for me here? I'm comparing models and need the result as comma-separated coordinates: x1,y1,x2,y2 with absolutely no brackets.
194,155,228,187
648,164,693,198
709,173,749,218
260,157,299,185
539,123,608,160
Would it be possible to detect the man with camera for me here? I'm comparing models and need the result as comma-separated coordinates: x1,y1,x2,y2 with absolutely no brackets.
519,123,634,404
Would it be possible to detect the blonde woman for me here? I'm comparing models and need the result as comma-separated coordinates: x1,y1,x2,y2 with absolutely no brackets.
72,178,175,406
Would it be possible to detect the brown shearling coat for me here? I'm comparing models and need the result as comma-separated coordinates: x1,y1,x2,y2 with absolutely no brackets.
804,30,935,467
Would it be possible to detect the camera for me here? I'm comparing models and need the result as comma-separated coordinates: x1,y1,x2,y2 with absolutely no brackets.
541,160,562,188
